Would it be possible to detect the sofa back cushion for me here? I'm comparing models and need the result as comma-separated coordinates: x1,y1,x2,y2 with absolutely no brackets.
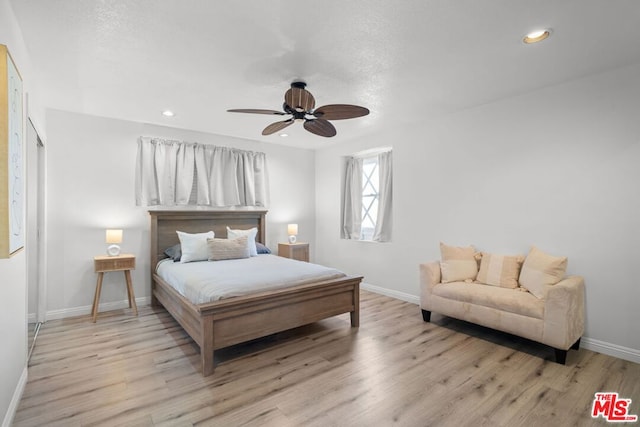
519,246,568,299
440,242,478,283
476,253,524,288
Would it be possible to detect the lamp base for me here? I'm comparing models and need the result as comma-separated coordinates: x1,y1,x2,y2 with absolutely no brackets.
288,235,297,244
107,244,121,256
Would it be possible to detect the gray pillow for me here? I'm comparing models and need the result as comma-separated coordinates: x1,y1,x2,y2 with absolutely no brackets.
163,244,182,262
256,242,271,254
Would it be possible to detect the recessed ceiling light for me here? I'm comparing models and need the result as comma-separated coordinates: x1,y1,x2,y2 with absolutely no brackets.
523,29,551,44
280,133,288,137
162,110,175,117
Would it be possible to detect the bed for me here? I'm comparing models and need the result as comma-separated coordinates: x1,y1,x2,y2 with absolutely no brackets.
149,209,362,376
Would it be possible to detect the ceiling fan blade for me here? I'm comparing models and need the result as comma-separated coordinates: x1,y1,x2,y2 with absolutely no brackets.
285,87,316,112
227,109,286,115
313,104,370,120
303,119,337,137
262,119,294,136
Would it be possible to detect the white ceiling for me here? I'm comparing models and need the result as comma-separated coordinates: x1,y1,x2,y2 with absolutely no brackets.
9,0,640,149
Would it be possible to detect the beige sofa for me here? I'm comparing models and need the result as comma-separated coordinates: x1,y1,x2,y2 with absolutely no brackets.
419,260,585,364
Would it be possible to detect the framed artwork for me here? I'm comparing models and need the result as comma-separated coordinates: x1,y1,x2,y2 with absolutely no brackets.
0,44,24,258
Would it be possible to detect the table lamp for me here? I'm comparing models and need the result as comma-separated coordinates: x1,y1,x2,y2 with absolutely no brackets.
106,229,123,256
287,224,298,244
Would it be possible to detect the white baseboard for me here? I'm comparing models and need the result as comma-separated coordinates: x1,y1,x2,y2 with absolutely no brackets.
37,286,640,364
361,282,419,305
45,296,150,321
581,337,640,364
2,366,27,427
361,283,640,364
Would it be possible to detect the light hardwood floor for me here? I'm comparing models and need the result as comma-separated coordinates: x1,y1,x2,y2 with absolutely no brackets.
15,290,640,426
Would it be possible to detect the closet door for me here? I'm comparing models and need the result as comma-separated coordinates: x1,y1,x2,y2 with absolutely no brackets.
26,118,45,361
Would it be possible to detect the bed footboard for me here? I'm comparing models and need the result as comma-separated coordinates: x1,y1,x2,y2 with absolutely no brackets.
153,274,361,376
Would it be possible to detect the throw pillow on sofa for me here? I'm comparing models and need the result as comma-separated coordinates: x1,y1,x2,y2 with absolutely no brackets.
439,242,479,283
476,253,525,288
519,246,568,299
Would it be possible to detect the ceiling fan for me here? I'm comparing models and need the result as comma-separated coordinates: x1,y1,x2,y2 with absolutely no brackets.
227,81,370,137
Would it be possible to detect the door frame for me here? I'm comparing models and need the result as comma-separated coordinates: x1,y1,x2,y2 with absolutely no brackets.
26,116,46,323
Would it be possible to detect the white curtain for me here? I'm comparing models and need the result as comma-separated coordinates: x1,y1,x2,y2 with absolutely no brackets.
135,137,269,207
341,157,363,239
372,151,392,242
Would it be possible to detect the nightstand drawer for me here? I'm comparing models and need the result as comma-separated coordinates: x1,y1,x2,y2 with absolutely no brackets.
94,255,136,272
92,253,138,322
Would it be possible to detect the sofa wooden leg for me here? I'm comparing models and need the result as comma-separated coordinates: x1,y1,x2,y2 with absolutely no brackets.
571,337,581,350
555,348,568,365
421,309,431,322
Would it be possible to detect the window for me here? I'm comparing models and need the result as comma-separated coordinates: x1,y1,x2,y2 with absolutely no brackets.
361,156,380,240
342,149,392,242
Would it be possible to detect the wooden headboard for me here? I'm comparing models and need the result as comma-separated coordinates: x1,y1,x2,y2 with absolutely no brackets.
149,209,267,270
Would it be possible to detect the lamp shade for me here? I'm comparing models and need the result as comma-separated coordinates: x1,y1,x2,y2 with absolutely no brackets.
287,224,298,236
106,229,123,244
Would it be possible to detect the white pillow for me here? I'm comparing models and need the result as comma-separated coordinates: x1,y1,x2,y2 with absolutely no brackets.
177,230,214,263
226,226,258,257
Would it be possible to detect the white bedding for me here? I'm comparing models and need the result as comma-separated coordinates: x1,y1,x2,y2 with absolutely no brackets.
156,254,346,304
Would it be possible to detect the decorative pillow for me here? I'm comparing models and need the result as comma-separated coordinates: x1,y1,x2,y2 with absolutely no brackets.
163,244,182,262
519,246,568,299
207,235,250,261
177,230,215,263
476,253,524,288
440,242,478,283
227,226,258,256
256,242,271,254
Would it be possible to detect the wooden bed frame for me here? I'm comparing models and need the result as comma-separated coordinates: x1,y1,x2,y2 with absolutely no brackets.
149,209,361,376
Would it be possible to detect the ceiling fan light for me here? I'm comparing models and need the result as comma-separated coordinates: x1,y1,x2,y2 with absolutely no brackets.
523,29,551,44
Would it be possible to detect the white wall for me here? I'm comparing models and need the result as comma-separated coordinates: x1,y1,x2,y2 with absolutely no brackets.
44,110,316,316
0,0,47,424
315,63,640,359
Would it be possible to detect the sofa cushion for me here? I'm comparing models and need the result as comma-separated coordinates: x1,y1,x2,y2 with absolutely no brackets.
440,242,478,283
476,253,524,289
519,246,568,299
432,282,544,319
